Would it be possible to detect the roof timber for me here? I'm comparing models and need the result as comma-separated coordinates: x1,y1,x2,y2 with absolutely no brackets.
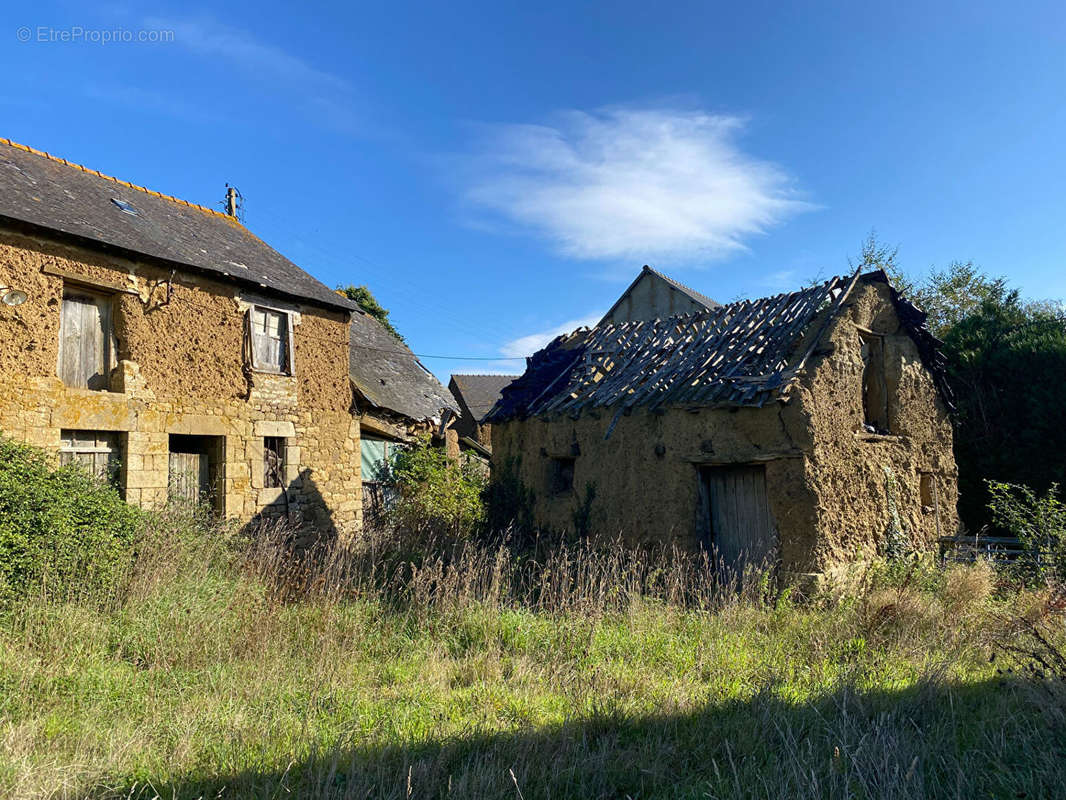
487,269,959,431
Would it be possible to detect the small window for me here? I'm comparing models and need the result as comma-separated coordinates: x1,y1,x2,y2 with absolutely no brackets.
920,473,936,510
361,437,398,484
361,436,403,524
264,437,285,488
59,287,114,390
550,457,575,496
859,333,889,433
248,306,292,374
110,198,138,216
59,430,121,488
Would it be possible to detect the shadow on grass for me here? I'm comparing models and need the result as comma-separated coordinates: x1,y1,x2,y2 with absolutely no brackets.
81,676,1065,800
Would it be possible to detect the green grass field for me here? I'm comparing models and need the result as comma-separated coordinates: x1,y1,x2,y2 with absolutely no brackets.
1,519,1064,799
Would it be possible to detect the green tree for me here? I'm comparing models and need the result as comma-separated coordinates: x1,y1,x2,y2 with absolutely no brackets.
896,261,1009,339
853,232,1066,531
941,292,1066,528
339,285,405,343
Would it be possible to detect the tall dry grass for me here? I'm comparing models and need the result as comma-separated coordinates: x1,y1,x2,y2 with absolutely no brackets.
241,519,776,615
1,510,1065,799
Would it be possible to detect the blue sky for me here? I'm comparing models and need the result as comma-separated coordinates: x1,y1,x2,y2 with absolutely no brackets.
4,1,1065,380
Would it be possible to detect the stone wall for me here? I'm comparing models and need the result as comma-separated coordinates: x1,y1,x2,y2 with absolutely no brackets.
0,226,362,538
794,280,959,572
490,394,819,570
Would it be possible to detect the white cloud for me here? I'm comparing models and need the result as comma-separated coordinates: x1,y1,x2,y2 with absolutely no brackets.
463,107,812,263
499,312,604,359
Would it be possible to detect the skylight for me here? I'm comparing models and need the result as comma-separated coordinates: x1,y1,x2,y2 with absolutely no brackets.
110,198,138,216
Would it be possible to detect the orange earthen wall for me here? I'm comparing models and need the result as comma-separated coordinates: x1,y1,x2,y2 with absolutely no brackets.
0,227,362,537
794,281,959,570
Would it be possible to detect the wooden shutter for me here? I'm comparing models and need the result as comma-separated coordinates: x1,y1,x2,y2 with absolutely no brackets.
59,290,111,389
59,430,119,486
286,310,295,376
169,450,208,506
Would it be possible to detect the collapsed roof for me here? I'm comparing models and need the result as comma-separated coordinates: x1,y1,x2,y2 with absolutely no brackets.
349,311,458,424
0,138,357,313
486,271,951,425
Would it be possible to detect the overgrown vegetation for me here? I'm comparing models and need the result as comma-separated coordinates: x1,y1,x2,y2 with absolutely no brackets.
1,434,1064,798
0,437,142,605
3,509,1064,799
387,436,487,538
987,480,1066,583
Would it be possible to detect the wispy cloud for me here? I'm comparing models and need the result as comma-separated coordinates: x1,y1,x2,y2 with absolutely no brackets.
462,107,813,264
143,16,359,131
500,312,603,359
757,269,798,291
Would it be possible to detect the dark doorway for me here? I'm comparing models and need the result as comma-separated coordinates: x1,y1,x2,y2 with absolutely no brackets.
168,434,224,513
700,464,779,579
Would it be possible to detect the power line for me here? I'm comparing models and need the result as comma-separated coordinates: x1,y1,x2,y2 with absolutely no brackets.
244,204,521,345
405,353,524,361
164,287,532,362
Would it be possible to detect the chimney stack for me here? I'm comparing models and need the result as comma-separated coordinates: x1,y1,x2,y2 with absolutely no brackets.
225,185,238,218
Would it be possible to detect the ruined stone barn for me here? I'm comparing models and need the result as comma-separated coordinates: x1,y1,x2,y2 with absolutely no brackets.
485,270,959,579
0,137,365,535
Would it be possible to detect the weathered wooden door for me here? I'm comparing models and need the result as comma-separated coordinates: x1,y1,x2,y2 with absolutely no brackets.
168,450,210,507
59,290,112,390
703,465,779,578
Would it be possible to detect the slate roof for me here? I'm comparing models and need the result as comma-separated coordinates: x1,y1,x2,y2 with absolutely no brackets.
644,266,722,310
349,311,458,423
450,374,519,424
485,271,951,427
0,138,357,313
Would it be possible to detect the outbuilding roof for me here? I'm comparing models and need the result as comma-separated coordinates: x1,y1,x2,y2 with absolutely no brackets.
0,138,357,313
449,374,519,424
349,311,458,423
642,265,722,310
599,264,721,325
486,271,951,427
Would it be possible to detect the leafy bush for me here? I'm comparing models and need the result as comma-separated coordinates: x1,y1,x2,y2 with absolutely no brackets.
0,435,142,603
387,437,486,537
987,480,1066,582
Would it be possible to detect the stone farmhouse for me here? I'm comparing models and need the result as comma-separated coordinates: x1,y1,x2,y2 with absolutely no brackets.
486,269,959,581
0,138,375,537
